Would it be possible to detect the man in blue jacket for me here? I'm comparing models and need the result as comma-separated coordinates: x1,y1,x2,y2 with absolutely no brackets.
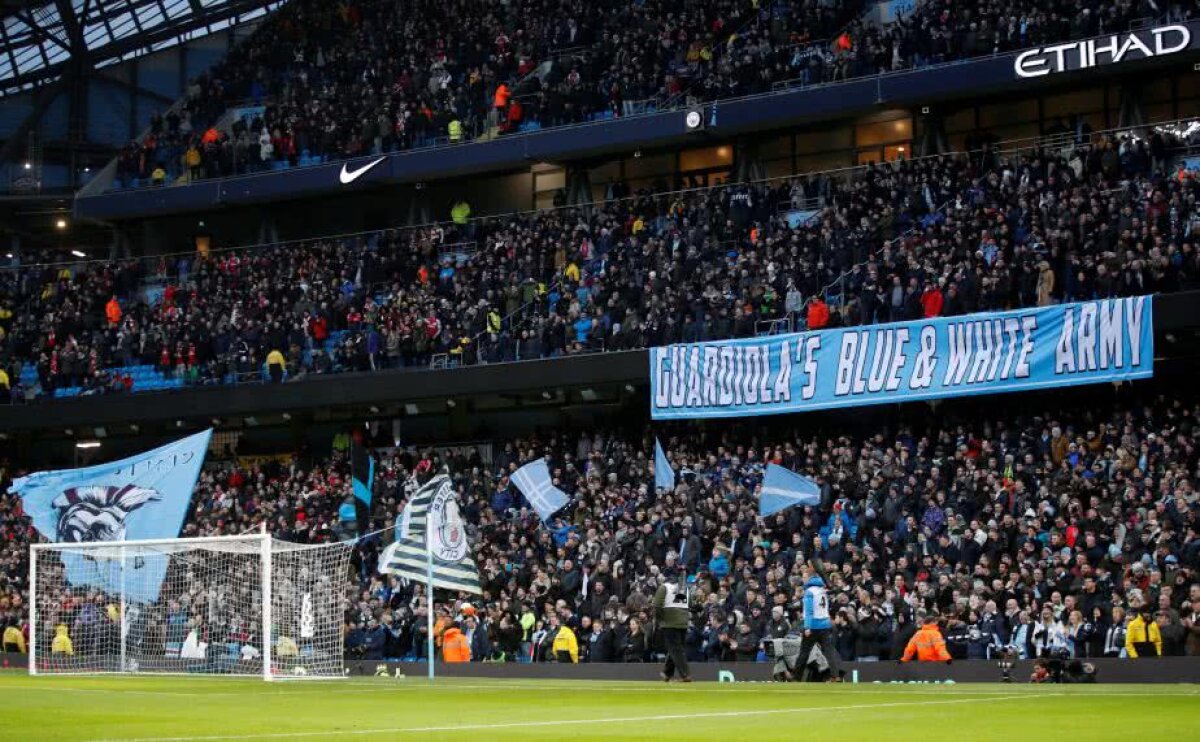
796,559,842,681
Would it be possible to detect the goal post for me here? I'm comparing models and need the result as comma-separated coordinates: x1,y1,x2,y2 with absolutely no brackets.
28,533,352,680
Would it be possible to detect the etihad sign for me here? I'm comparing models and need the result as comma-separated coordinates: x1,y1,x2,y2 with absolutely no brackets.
1014,25,1191,78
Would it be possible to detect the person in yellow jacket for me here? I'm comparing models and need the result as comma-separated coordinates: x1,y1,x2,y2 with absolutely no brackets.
551,617,578,663
1125,605,1162,658
276,634,299,658
51,624,73,655
450,199,471,225
265,348,286,383
448,118,463,143
519,604,536,660
3,622,26,653
900,615,953,663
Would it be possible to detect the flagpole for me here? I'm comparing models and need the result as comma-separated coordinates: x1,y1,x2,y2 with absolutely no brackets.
426,528,435,681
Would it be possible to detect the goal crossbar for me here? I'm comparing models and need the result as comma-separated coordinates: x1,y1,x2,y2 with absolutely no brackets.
29,533,268,552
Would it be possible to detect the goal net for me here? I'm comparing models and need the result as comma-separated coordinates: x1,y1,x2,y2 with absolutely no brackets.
29,534,353,680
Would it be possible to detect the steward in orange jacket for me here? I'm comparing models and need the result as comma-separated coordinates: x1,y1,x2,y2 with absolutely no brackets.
442,624,470,663
900,616,952,663
105,296,122,326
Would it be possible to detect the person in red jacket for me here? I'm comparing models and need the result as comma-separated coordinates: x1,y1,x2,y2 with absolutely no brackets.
900,615,952,663
806,297,830,330
920,282,944,318
105,296,121,327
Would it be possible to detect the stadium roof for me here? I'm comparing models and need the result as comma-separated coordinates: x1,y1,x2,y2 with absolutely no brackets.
0,0,283,97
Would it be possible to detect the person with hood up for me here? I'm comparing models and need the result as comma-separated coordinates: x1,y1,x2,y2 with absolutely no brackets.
900,614,953,663
796,559,841,681
442,621,470,662
105,296,122,326
51,624,74,655
1125,604,1162,658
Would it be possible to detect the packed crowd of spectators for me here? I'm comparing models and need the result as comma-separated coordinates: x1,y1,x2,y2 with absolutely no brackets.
3,382,1198,664
7,124,1200,401
110,0,1197,186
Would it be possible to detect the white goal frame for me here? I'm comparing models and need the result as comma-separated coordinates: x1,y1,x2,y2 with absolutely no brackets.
29,532,348,681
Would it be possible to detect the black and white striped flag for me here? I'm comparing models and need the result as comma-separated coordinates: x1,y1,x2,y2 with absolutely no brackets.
378,473,481,594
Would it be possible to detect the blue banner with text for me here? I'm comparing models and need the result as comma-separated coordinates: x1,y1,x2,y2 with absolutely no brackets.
650,297,1154,419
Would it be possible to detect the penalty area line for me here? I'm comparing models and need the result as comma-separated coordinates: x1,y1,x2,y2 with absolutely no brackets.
88,692,1058,741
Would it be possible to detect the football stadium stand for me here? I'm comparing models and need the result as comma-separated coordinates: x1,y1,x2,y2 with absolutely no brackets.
4,121,1200,401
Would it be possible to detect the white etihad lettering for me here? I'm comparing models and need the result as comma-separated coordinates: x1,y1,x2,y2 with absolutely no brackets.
1014,25,1190,78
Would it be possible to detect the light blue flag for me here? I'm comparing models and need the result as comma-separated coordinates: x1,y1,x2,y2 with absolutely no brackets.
655,438,675,491
10,429,212,603
510,458,569,521
760,463,820,516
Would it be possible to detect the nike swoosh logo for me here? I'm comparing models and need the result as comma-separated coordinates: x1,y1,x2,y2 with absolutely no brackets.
339,156,387,184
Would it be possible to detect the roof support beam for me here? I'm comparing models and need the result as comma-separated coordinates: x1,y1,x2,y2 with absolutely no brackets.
53,0,85,55
0,0,277,95
13,8,71,53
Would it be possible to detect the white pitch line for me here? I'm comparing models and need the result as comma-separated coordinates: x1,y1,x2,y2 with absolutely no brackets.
88,693,1058,742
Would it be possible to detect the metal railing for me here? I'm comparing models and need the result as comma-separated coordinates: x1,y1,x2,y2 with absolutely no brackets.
14,110,1200,280
756,316,795,337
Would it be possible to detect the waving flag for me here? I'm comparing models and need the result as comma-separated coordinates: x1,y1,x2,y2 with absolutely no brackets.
510,458,569,521
350,440,375,536
350,441,375,507
10,429,212,602
378,473,481,594
759,463,820,516
655,438,675,491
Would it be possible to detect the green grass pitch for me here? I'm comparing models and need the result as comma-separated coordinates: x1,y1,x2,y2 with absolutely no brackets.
1,673,1197,741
